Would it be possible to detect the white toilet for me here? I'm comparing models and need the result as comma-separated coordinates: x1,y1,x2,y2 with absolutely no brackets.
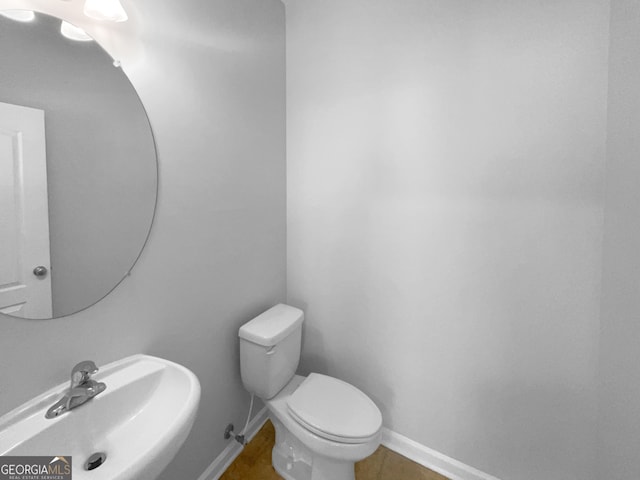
239,304,382,480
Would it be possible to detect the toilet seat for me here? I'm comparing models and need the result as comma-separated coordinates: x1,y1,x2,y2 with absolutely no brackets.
287,373,382,444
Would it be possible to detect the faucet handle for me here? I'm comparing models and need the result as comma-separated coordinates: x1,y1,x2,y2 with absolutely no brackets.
70,360,99,388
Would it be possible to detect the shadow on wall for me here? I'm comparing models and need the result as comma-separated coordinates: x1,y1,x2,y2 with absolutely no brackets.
460,380,596,480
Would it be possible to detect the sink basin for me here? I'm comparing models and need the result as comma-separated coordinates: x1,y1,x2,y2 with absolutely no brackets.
0,354,201,480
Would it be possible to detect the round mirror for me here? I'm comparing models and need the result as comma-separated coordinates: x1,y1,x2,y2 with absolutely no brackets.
0,11,158,319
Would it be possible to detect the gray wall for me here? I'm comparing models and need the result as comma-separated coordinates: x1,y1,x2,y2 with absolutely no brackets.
0,13,157,318
597,1,640,478
0,0,286,479
285,1,610,479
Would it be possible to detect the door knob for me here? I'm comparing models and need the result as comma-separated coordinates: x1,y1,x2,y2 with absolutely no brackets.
33,266,48,277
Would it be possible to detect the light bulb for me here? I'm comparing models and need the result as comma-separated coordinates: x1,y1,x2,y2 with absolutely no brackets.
60,21,93,42
83,0,128,22
0,10,35,22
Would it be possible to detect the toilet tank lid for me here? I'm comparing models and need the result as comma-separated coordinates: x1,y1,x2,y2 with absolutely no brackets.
239,304,304,347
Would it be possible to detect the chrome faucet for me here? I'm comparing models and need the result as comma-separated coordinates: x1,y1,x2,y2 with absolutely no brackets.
45,360,107,419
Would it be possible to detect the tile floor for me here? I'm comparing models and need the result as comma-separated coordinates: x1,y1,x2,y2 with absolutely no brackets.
220,420,449,480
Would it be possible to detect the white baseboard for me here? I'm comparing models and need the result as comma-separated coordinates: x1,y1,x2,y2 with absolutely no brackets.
381,428,501,480
197,407,269,480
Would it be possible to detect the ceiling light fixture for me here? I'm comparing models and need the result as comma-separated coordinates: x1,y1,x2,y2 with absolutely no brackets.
0,9,35,22
83,0,128,23
60,21,93,42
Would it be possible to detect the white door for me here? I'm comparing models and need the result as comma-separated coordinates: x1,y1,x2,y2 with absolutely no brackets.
0,101,52,318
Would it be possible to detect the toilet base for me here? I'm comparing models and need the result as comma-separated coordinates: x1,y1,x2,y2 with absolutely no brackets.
271,415,356,480
272,447,311,480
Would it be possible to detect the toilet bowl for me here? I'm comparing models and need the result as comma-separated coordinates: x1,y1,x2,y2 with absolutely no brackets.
239,304,382,480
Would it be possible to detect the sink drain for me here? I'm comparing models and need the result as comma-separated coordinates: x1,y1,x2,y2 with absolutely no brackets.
85,452,107,471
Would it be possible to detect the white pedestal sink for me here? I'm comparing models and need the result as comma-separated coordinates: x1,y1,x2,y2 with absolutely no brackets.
0,354,201,480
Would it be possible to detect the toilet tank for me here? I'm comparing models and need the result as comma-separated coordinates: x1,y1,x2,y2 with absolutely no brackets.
239,304,304,399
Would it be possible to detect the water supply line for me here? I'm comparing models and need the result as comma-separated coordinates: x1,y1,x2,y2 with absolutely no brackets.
239,393,255,442
225,393,255,445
